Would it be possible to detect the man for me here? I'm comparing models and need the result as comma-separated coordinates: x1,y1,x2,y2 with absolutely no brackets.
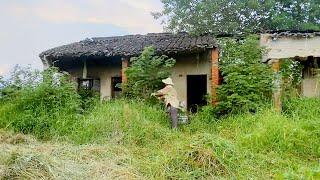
152,77,180,129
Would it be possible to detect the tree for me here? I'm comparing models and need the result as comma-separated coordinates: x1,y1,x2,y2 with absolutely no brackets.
154,0,320,34
0,76,4,89
123,46,176,100
216,36,273,115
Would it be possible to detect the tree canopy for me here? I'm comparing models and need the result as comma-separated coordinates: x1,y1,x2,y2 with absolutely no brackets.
154,0,320,34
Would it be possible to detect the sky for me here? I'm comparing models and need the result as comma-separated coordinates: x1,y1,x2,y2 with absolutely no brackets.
0,0,163,76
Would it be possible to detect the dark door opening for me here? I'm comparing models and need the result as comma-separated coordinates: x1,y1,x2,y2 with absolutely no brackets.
187,75,207,112
111,77,122,98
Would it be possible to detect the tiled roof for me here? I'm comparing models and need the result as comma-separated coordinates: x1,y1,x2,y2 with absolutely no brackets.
39,33,217,62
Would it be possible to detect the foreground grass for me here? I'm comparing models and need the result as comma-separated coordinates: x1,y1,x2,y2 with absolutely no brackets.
0,99,320,179
0,130,141,179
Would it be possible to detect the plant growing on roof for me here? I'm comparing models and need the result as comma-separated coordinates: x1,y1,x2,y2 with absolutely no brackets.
123,46,176,100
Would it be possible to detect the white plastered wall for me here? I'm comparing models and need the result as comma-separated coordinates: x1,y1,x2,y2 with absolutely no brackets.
67,65,121,100
302,78,320,97
261,34,320,97
171,52,211,104
65,51,212,103
302,65,320,97
260,34,320,61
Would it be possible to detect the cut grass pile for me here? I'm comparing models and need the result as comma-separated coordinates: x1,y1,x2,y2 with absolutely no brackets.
0,130,141,179
0,98,319,179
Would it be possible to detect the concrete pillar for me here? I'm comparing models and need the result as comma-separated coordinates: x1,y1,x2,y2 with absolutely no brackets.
271,59,282,112
211,48,220,105
121,57,129,83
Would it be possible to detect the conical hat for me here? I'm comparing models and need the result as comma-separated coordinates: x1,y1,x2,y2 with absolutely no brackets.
162,77,174,85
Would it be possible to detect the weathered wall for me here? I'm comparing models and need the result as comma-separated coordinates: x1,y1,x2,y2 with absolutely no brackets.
260,34,320,61
261,33,320,98
302,78,320,97
65,51,212,105
67,65,121,100
171,52,212,104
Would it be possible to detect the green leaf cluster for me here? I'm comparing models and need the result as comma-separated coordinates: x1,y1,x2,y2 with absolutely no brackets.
155,0,320,34
123,46,176,100
216,36,273,115
280,59,303,99
0,67,81,139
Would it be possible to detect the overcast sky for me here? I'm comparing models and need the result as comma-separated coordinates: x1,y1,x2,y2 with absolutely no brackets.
0,0,163,76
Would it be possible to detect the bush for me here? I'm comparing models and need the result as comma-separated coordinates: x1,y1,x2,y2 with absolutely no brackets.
123,46,176,100
0,68,81,139
0,65,41,101
77,88,100,112
216,36,273,115
280,59,303,99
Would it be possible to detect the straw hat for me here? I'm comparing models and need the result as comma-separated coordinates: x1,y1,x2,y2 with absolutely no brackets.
162,77,174,85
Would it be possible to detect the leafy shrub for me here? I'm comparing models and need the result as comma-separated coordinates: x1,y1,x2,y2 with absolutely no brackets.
0,67,81,139
280,59,303,99
216,36,273,115
123,46,176,100
0,76,5,89
77,88,100,112
0,65,41,101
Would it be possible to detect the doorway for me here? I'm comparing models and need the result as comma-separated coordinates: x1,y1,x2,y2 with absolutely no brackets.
111,77,122,98
187,75,207,112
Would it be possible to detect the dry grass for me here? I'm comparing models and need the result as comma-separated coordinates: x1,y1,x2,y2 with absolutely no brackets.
0,130,143,180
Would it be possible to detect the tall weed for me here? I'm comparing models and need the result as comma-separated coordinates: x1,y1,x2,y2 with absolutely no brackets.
0,68,81,139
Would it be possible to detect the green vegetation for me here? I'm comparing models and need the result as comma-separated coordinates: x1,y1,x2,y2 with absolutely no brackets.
0,67,81,139
0,93,320,179
280,59,304,99
216,36,273,115
123,46,176,100
154,0,320,34
1,40,319,178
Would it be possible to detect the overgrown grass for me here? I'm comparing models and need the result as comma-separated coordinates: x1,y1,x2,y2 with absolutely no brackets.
0,98,320,179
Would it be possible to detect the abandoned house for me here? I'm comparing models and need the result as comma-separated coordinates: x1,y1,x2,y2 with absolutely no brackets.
39,31,320,110
260,31,320,109
39,33,219,110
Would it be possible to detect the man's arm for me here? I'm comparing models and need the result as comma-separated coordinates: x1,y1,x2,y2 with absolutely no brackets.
155,86,170,96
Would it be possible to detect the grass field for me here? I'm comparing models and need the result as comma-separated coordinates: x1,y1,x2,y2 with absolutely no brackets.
0,98,320,179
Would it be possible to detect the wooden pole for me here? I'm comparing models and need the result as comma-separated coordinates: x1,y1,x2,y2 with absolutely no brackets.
211,48,220,105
